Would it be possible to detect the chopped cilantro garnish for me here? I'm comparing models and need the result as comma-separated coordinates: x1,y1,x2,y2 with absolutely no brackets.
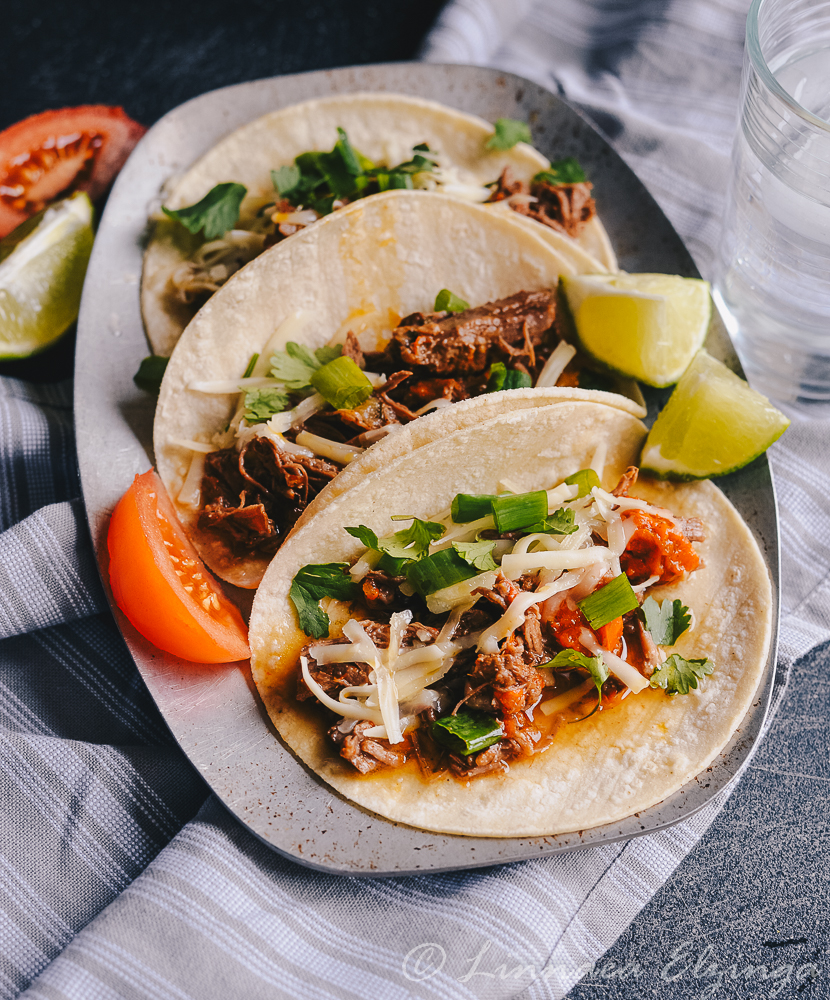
271,165,301,195
432,710,503,756
649,654,714,695
345,518,445,564
640,597,691,647
133,355,168,394
273,128,435,217
543,648,609,711
270,341,342,390
486,362,533,392
524,507,578,535
162,182,247,241
533,158,587,185
485,118,532,151
289,563,359,639
452,539,498,572
243,387,290,423
434,288,470,313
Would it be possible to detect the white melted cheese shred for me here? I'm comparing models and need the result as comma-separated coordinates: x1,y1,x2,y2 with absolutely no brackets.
309,480,686,734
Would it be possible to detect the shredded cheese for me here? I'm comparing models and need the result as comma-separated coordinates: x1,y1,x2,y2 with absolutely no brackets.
579,629,650,694
540,678,595,716
295,431,364,465
500,546,611,578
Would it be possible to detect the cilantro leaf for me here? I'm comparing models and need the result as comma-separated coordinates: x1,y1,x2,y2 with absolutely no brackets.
649,654,714,696
452,539,498,572
485,118,532,151
289,563,359,639
271,165,301,196
524,507,578,535
133,355,168,394
381,518,445,561
243,387,290,423
344,525,380,550
270,341,342,390
162,182,247,241
640,597,691,647
345,519,444,564
335,128,362,176
314,344,344,366
534,158,587,185
434,288,470,313
543,649,609,706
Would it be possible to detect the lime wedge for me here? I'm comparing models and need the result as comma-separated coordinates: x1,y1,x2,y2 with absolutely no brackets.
641,351,790,480
0,192,94,358
560,272,711,387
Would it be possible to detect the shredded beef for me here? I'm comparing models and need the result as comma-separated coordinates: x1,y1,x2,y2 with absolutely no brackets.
342,331,365,368
332,395,401,434
486,168,597,239
328,721,409,774
297,644,372,702
612,466,639,497
198,437,339,559
461,632,545,718
361,570,406,608
359,619,439,647
383,291,556,376
448,722,542,777
512,180,596,239
472,571,520,611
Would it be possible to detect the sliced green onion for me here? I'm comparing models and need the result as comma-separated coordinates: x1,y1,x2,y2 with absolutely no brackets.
451,493,498,523
377,553,410,576
406,548,478,597
491,490,548,533
564,468,601,498
310,355,374,410
242,352,259,379
577,574,639,630
434,288,470,313
486,362,533,392
432,710,503,756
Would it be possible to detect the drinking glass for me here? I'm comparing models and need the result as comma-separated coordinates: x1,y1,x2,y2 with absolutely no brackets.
714,0,830,406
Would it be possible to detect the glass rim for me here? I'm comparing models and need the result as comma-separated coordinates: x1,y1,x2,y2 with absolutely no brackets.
747,0,830,133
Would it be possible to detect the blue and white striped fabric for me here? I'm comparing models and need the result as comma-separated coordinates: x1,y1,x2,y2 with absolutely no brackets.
2,3,829,997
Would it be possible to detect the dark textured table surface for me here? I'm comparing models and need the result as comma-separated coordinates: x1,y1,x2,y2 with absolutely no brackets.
4,3,828,997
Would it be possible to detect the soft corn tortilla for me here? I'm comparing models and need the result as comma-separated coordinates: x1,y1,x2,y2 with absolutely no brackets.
248,400,771,838
142,92,616,355
155,190,642,589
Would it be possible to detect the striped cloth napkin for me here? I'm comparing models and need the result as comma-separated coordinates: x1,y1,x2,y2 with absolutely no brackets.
2,3,829,998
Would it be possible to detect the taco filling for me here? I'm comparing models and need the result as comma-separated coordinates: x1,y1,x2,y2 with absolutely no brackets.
162,128,599,311
286,465,711,780
187,287,599,564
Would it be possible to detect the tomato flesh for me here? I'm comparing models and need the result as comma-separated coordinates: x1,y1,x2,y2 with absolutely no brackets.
0,106,146,237
620,509,699,586
108,470,249,663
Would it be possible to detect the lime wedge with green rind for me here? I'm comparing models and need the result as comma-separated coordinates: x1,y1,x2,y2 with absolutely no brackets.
560,272,711,388
640,350,790,480
0,191,94,359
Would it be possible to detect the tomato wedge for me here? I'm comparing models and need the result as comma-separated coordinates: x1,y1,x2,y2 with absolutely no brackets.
0,106,146,237
108,470,249,663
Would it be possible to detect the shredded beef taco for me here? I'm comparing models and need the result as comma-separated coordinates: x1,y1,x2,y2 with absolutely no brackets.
248,398,771,838
142,92,616,355
154,190,642,590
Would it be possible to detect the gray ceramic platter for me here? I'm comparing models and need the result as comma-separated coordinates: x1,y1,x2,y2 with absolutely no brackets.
75,62,781,875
